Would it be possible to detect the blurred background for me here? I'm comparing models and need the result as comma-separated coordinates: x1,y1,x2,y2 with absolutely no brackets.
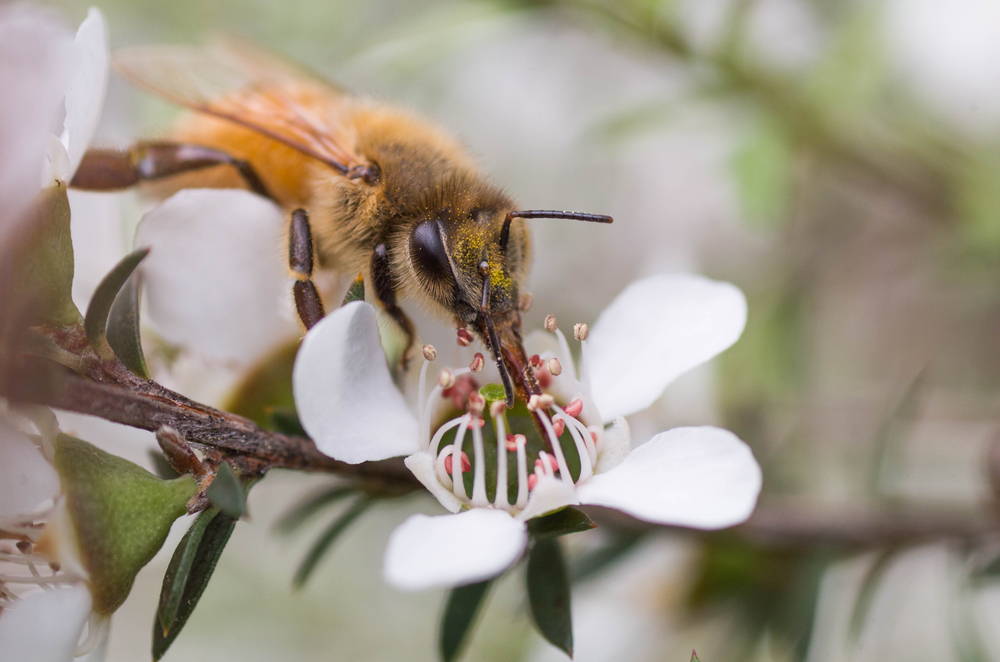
39,0,1000,660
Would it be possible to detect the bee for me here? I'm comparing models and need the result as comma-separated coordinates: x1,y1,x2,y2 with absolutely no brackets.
71,40,612,406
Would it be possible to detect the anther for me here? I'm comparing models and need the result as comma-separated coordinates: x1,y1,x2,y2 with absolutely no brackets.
527,394,542,411
467,391,485,414
444,452,472,474
519,292,534,311
438,369,455,389
546,357,562,376
544,314,557,332
529,354,543,368
15,542,30,554
573,322,589,341
422,344,438,361
468,417,486,429
552,418,566,438
534,454,559,472
564,398,584,418
505,433,526,452
49,562,60,572
490,400,507,418
469,352,485,372
457,327,473,347
527,474,539,491
538,394,554,409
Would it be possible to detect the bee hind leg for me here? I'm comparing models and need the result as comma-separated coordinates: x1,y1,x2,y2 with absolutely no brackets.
289,208,326,330
371,243,416,370
70,141,273,200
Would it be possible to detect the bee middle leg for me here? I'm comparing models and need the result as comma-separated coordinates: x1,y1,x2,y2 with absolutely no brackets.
371,243,415,370
71,141,273,199
289,209,326,330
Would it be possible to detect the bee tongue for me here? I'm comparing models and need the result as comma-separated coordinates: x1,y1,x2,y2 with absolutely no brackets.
477,314,538,407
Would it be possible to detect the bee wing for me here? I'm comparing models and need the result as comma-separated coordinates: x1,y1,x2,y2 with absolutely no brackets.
114,41,367,176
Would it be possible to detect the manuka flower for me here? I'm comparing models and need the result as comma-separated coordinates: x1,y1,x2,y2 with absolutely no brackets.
293,273,762,590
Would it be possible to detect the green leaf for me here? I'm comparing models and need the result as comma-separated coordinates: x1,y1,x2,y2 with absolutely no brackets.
52,433,196,615
440,579,493,662
293,496,371,589
527,507,596,540
526,538,573,657
274,484,357,534
15,183,80,326
153,508,237,660
206,462,246,519
84,248,148,356
479,383,507,404
107,268,149,377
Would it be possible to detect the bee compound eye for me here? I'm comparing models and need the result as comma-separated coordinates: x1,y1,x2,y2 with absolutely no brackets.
410,220,452,281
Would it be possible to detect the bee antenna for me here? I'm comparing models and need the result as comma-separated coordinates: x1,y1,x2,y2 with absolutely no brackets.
500,210,614,248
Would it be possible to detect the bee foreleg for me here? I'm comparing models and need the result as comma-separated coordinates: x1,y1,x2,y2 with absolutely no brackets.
289,208,326,330
71,141,273,200
371,243,415,370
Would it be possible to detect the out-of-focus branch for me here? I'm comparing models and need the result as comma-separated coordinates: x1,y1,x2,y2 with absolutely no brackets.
589,502,999,548
522,0,955,213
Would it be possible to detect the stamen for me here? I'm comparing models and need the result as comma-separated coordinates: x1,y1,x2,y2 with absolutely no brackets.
467,391,485,415
554,404,595,481
543,314,557,332
421,344,438,361
493,413,509,508
551,418,565,438
438,369,455,389
547,358,562,376
515,436,529,508
443,451,471,475
470,422,488,506
489,400,507,419
469,352,485,373
536,413,572,484
505,433,525,452
428,416,466,457
564,398,584,418
456,327,473,347
527,473,539,491
450,416,471,500
538,394,554,409
573,322,589,341
527,394,542,411
529,354,543,369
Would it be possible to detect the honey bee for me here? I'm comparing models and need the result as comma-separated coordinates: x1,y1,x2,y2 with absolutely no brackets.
71,40,612,406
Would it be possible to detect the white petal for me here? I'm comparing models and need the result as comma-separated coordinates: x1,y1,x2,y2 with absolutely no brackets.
516,475,578,522
0,585,92,662
584,274,747,421
384,510,527,590
0,6,70,222
293,302,419,463
577,426,761,529
0,420,58,519
136,189,298,363
404,453,462,513
59,8,108,179
594,416,631,474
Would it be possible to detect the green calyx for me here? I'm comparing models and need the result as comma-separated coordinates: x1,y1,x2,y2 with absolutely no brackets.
52,433,196,615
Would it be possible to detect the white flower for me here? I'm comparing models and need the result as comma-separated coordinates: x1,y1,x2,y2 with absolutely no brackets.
0,414,107,662
0,5,107,239
293,273,762,590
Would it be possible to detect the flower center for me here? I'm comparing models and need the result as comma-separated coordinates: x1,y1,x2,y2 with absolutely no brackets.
415,331,600,515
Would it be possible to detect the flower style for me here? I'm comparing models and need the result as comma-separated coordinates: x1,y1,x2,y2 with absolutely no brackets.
0,410,195,662
293,273,762,590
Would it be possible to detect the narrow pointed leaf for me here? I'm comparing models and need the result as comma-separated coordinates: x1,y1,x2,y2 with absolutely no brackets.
84,248,148,353
526,538,573,657
274,485,357,535
107,271,149,377
440,579,493,662
293,496,371,589
152,508,237,660
205,462,245,519
527,507,595,541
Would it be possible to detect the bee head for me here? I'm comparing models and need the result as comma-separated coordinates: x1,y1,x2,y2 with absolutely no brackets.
406,201,611,406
